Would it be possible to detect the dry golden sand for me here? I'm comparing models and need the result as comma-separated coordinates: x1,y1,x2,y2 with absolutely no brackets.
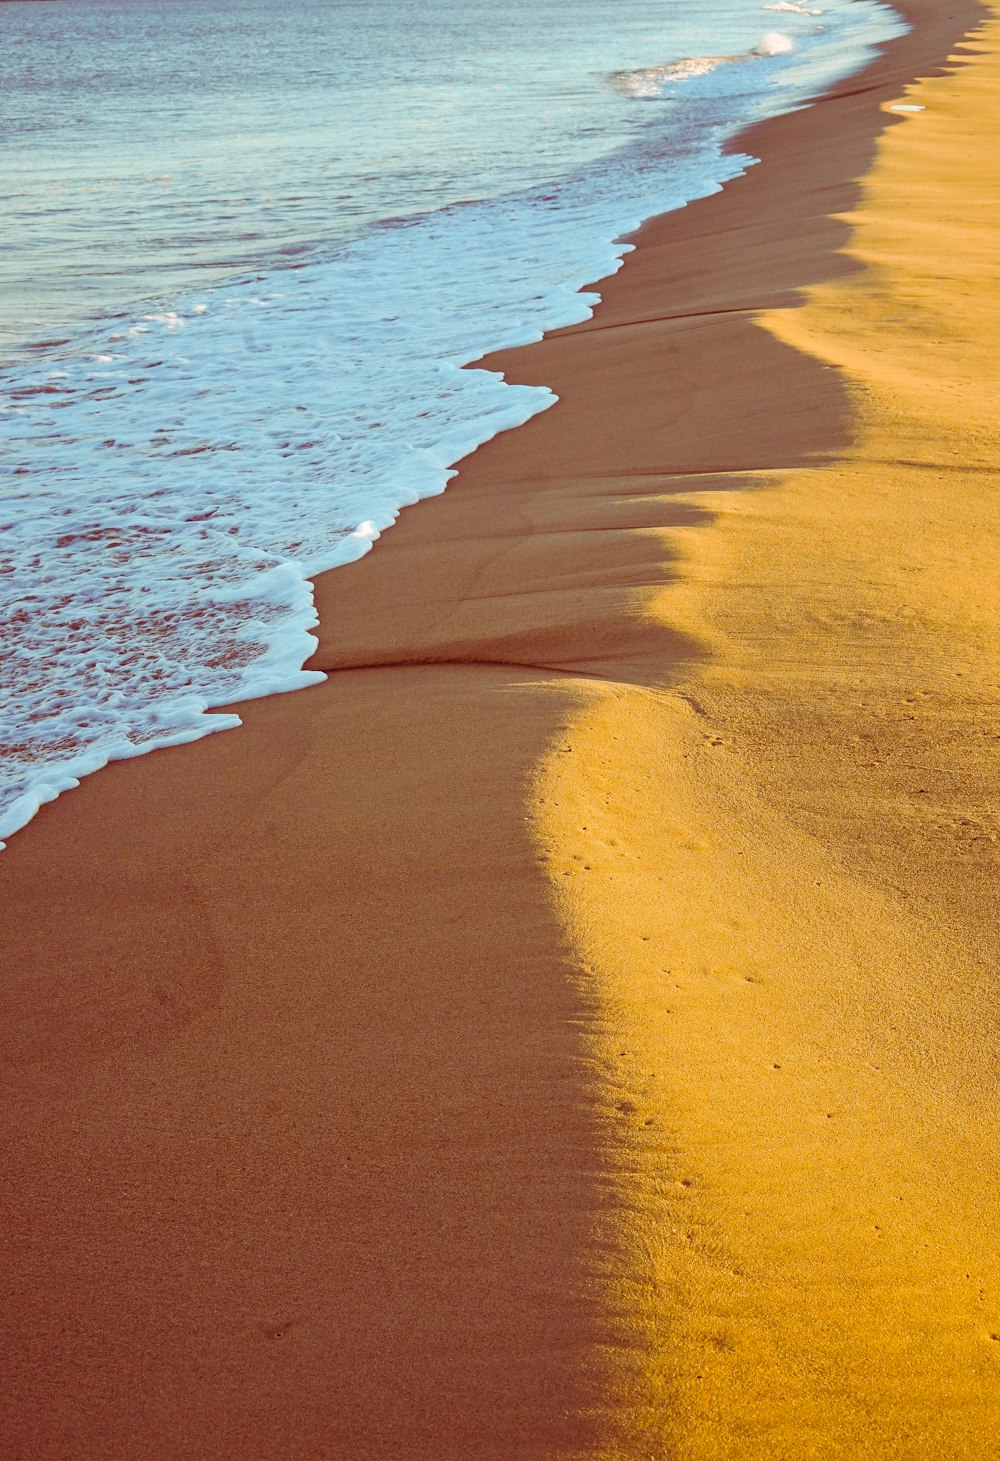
533,11,1000,1453
1,0,997,1455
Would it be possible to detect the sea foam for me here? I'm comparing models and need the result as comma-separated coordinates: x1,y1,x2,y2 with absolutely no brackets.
764,3,824,17
754,32,796,55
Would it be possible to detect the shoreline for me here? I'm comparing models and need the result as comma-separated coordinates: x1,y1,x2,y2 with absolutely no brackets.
0,6,892,856
2,0,997,1455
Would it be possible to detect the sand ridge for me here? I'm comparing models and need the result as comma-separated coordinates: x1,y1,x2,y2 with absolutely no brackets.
529,8,1000,1451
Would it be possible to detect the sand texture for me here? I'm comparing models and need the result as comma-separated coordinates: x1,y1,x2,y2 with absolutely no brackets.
1,0,997,1455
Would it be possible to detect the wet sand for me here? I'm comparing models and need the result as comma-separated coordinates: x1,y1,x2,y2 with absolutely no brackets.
2,0,997,1454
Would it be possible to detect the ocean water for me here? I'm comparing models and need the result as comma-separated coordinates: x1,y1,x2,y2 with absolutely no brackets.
0,0,904,844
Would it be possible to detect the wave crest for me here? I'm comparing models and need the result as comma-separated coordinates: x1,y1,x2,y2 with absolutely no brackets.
764,2,823,15
609,32,795,100
753,31,795,55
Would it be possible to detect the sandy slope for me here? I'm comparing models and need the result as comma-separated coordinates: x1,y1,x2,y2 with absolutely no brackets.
1,0,996,1455
538,18,1000,1451
531,13,1000,1452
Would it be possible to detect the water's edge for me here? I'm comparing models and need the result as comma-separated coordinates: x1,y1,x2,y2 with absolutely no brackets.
0,2,905,846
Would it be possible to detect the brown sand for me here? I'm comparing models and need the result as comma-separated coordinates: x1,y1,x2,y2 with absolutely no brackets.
2,1,997,1455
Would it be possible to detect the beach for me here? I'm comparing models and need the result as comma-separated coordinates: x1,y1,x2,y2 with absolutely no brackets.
2,0,998,1454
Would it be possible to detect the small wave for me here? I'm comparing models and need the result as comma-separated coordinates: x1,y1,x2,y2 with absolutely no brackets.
752,31,796,55
608,55,732,97
763,3,823,15
609,32,795,100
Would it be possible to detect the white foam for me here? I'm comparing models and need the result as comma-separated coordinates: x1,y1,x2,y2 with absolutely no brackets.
764,3,823,16
754,31,796,56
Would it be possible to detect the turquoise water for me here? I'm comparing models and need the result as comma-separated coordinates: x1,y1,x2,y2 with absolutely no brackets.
1,0,760,354
0,0,904,842
2,0,892,356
